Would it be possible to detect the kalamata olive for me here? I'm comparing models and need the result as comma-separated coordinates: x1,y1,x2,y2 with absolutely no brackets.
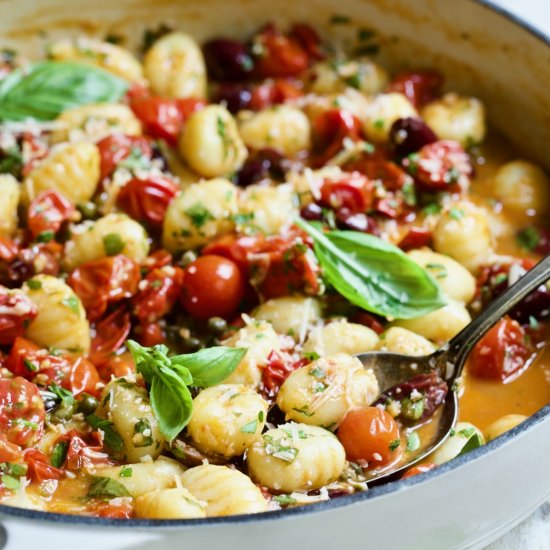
234,148,289,187
389,117,437,157
374,372,448,423
212,83,252,113
335,208,382,236
300,203,324,221
203,38,254,81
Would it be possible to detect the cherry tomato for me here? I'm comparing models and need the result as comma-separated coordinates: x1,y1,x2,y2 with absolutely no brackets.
0,286,37,345
182,255,245,320
89,499,133,519
398,227,433,252
401,463,436,479
0,377,45,447
96,134,153,180
252,24,310,78
24,449,63,482
27,190,76,240
96,354,135,382
0,433,23,463
203,234,263,272
116,175,179,226
130,96,206,144
90,308,132,367
289,23,325,61
386,70,443,108
135,321,166,347
469,317,532,381
67,255,140,321
337,407,400,466
262,351,307,399
311,109,362,167
62,431,111,470
319,172,374,213
249,79,303,110
132,266,184,323
0,235,19,263
66,357,101,397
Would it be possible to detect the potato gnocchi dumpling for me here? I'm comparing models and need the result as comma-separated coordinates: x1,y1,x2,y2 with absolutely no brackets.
23,142,100,204
180,464,268,516
484,414,527,442
377,327,436,357
135,488,207,519
187,384,268,457
0,174,20,236
248,423,346,492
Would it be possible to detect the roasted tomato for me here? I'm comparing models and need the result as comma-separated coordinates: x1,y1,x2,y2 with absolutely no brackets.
289,23,325,61
338,407,401,467
261,350,307,399
61,431,111,470
24,448,63,482
182,255,245,320
90,308,132,367
0,433,23,463
116,175,179,226
95,354,135,382
0,236,19,263
469,317,533,381
0,377,45,447
89,499,133,519
0,286,37,345
67,357,101,397
401,463,436,479
251,23,310,78
96,134,153,180
386,70,443,108
130,96,206,144
398,227,433,251
318,171,374,213
67,255,140,321
311,109,362,167
27,190,76,241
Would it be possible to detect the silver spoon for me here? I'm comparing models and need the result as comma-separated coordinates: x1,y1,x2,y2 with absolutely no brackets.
356,254,550,483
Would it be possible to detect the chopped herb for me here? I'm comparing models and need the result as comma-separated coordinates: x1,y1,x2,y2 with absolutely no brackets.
406,431,421,452
400,397,424,421
184,203,214,229
373,118,385,130
389,439,401,451
23,358,39,373
402,181,417,207
292,406,313,417
26,279,42,290
308,366,325,378
330,14,351,24
273,494,297,505
150,279,162,289
0,146,23,177
517,226,540,251
529,316,540,330
119,466,133,478
448,207,465,220
345,74,361,90
49,383,76,407
231,212,255,225
2,474,20,490
241,419,258,434
86,414,124,452
61,295,80,315
258,411,265,423
216,115,233,157
87,476,131,499
264,437,299,463
36,230,55,243
422,203,441,216
50,441,68,468
133,418,154,448
458,427,476,439
2,463,27,477
304,352,321,363
103,233,125,256
425,263,448,279
493,273,508,286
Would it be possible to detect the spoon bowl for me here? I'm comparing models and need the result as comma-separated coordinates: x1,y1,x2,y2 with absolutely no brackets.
356,254,550,482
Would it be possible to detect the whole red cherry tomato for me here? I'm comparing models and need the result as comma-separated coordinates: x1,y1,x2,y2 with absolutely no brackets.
469,317,532,381
338,407,401,467
386,70,443,108
116,175,179,226
0,286,37,345
0,377,45,447
182,255,245,320
27,190,76,240
96,134,153,180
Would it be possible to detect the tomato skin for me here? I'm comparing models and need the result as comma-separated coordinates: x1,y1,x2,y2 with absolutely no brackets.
401,463,436,479
386,70,443,108
261,351,307,400
0,433,23,463
337,407,400,466
0,286,37,345
0,377,45,447
319,172,374,214
0,236,19,263
398,227,433,252
61,431,111,471
67,255,140,322
182,255,245,320
96,134,153,180
27,190,76,240
469,317,532,381
24,449,63,482
66,357,101,397
116,175,179,226
96,354,135,382
90,500,133,519
90,308,132,367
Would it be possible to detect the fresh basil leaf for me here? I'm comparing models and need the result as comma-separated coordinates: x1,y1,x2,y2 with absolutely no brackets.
126,340,170,384
295,218,446,319
50,441,69,468
150,367,193,442
87,476,131,499
86,414,124,453
0,61,128,121
171,347,247,388
457,432,484,456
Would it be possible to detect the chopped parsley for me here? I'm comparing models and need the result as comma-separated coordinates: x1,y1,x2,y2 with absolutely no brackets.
50,441,69,468
402,181,417,207
86,414,124,452
304,352,321,363
422,203,442,216
119,466,133,478
103,233,125,256
26,279,42,290
36,230,55,243
516,226,540,251
448,207,465,220
389,439,401,451
406,432,421,452
184,203,214,229
273,494,297,506
241,419,258,434
133,418,154,448
373,118,385,130
61,295,80,315
425,263,448,279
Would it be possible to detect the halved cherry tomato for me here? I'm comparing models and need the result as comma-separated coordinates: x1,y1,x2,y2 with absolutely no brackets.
116,175,179,226
386,70,443,108
182,255,245,320
338,407,400,466
401,463,436,479
130,97,206,144
0,235,19,263
67,357,101,397
0,286,37,345
132,266,184,323
319,171,374,213
398,227,433,251
61,431,111,470
89,499,133,519
27,190,76,240
252,23,310,78
24,448,63,482
67,255,140,322
469,317,532,381
0,377,45,447
95,353,135,382
262,351,307,399
289,23,325,61
90,308,132,367
96,134,153,180
0,433,23,463
311,109,362,167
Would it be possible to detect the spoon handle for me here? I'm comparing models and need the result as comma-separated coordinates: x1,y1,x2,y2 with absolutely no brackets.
445,255,550,379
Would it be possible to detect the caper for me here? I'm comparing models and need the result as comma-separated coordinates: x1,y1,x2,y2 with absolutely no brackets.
77,201,99,220
180,250,198,267
52,400,77,422
182,336,201,352
77,393,99,416
207,316,227,335
400,397,424,422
